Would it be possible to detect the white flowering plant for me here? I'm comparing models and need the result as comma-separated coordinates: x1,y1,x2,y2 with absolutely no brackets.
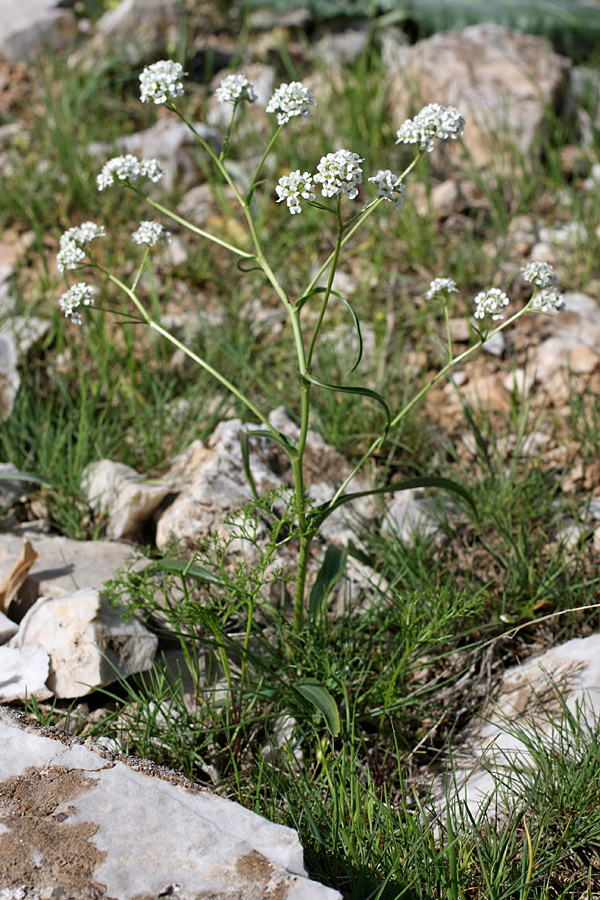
56,61,565,660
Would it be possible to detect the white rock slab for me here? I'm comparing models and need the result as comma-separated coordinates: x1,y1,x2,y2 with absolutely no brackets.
0,707,342,899
9,588,157,699
0,532,137,618
0,646,50,702
435,634,600,819
0,0,77,61
82,459,172,540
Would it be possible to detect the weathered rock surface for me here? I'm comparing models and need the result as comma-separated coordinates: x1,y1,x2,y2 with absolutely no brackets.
0,610,18,643
72,0,180,69
0,706,342,899
0,332,19,421
82,459,172,541
0,532,136,620
384,25,571,173
9,588,157,699
435,634,600,819
155,407,374,551
0,0,77,62
533,292,600,383
0,646,50,703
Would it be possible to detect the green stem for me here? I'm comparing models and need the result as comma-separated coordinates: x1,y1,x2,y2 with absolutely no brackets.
246,124,285,202
102,269,277,435
305,150,424,297
306,196,343,370
327,303,533,509
141,195,254,258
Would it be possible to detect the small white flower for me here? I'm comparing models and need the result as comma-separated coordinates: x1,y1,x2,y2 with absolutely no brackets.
396,104,465,154
266,82,316,125
473,288,510,321
275,170,315,214
426,277,458,302
139,60,186,105
56,222,104,272
215,74,257,105
314,149,363,200
530,287,566,314
368,169,406,210
58,282,95,323
521,261,559,288
132,221,171,246
521,262,563,313
97,155,164,191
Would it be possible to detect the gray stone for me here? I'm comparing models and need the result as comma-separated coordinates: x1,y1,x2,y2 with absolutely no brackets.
0,315,51,356
0,646,50,703
0,332,19,421
0,463,26,510
434,635,600,820
0,706,342,898
9,588,157,699
0,0,77,62
72,0,180,69
382,488,441,544
82,459,172,541
156,408,374,551
533,292,600,382
384,25,571,175
87,118,222,192
0,532,136,619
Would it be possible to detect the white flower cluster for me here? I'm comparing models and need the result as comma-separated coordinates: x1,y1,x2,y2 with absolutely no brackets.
266,82,316,125
58,282,95,325
97,155,164,191
426,277,458,302
368,169,406,210
521,261,565,313
275,171,315,214
132,221,171,247
139,60,186,105
396,103,465,154
314,149,363,199
473,287,510,321
56,222,105,273
215,74,257,105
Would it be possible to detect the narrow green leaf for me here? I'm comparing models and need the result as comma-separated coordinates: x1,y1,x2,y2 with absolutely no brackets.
239,428,298,501
147,557,225,587
0,470,52,488
295,288,363,371
312,475,477,529
309,543,348,621
304,372,391,434
295,678,341,735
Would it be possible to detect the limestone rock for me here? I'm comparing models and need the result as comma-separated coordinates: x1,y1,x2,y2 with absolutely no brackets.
0,314,51,356
0,646,50,702
82,459,172,541
0,0,77,62
0,706,342,898
384,25,571,175
73,0,180,69
434,634,600,820
0,532,137,620
155,408,374,551
0,463,26,509
382,488,441,544
87,118,222,193
9,588,157,698
0,332,19,421
533,292,600,382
